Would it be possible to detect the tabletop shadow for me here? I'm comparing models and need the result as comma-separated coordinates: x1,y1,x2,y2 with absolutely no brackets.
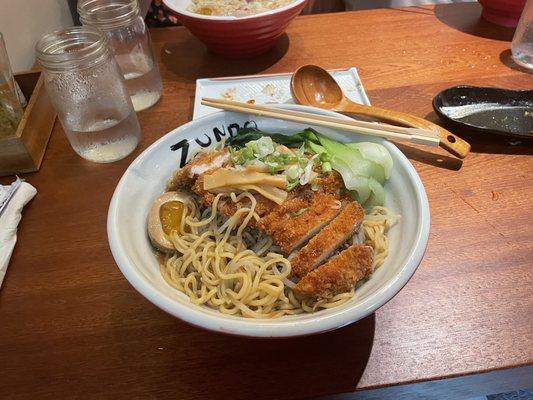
162,315,374,400
107,274,375,400
160,34,290,81
499,49,533,74
434,3,515,42
453,132,533,155
394,142,463,171
392,6,434,15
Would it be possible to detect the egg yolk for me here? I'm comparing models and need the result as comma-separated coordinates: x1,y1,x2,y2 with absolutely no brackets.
160,201,184,236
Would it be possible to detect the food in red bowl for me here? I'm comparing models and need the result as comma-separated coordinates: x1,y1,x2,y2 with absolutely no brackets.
478,0,526,27
162,0,308,57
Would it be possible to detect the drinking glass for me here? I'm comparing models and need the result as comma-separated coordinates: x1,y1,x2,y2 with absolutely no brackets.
78,0,163,111
512,0,533,70
35,26,140,163
0,33,23,138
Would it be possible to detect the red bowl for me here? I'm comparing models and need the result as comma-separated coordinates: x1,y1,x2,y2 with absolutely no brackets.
162,0,308,57
478,0,526,27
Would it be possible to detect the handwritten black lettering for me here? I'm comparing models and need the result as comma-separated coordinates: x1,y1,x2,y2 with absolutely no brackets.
169,139,189,168
168,121,257,168
213,127,226,142
227,123,240,137
195,134,212,147
244,120,257,129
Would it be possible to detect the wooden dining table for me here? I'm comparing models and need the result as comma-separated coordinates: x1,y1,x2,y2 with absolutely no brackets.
1,2,532,399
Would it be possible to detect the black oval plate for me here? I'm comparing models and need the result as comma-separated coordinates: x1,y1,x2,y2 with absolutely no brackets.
433,85,533,140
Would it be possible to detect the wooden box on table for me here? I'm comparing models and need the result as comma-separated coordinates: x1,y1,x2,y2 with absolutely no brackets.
0,71,55,177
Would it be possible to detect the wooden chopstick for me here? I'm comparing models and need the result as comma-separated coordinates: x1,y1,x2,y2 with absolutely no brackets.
201,97,440,147
216,99,434,136
208,67,350,81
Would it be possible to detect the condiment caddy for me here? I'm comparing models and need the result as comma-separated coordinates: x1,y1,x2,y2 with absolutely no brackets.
0,71,56,177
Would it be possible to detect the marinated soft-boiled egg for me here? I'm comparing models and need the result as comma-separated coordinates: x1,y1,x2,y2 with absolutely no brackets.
147,191,189,252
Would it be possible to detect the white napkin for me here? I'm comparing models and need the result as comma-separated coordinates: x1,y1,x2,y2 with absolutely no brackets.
0,178,37,288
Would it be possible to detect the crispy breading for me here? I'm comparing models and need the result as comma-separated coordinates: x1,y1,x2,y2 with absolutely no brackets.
192,174,277,224
294,244,373,299
257,192,341,254
290,201,365,278
166,149,229,191
313,170,345,197
170,150,347,241
288,170,344,200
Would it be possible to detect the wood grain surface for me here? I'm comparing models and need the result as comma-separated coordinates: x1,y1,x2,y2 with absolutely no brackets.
1,3,532,399
0,72,55,176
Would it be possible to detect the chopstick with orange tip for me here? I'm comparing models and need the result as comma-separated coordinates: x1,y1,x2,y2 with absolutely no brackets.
201,97,441,147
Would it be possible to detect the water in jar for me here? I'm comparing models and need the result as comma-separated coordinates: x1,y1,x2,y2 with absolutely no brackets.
77,1,163,112
512,23,533,69
117,51,162,112
511,0,533,70
64,110,140,163
46,58,140,163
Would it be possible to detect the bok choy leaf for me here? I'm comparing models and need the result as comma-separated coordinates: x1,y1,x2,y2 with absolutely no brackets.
227,127,393,207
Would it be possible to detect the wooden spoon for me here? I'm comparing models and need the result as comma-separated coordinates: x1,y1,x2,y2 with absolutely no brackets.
290,65,471,159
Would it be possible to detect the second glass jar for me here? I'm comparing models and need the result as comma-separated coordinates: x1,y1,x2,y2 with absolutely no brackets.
78,0,163,111
511,0,533,70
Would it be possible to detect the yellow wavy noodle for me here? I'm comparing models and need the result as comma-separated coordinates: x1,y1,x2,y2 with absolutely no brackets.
159,193,395,318
362,206,397,271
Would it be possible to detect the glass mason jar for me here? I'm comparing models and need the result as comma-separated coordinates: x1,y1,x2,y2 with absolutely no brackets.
35,26,141,163
511,0,533,70
78,0,163,111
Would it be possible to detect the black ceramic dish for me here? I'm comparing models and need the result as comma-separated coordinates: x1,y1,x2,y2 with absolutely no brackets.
433,85,533,140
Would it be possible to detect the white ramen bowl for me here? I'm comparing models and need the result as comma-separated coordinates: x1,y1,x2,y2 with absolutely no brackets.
107,105,430,337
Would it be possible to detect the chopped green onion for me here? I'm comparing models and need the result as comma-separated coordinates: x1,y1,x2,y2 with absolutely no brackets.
227,127,393,207
286,180,300,191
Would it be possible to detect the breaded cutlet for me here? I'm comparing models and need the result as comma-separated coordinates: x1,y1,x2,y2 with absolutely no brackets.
294,244,373,299
257,192,341,255
166,149,229,191
192,174,277,226
290,201,364,278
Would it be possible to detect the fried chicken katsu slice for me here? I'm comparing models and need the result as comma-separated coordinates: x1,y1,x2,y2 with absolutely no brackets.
312,170,345,198
290,201,365,278
189,174,276,229
257,192,341,255
166,148,230,191
288,170,345,200
294,244,373,299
